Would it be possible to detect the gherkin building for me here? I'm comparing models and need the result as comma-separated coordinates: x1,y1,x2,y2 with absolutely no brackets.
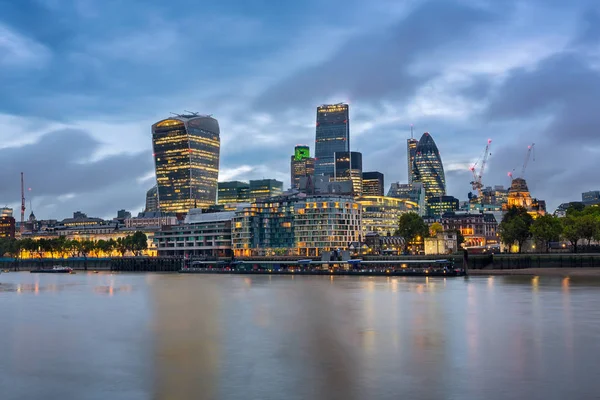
412,132,446,201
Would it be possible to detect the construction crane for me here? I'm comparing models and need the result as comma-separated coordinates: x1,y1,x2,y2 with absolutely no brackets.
469,139,492,199
508,143,535,181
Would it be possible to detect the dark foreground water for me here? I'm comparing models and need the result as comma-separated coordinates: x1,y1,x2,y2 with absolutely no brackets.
1,272,599,400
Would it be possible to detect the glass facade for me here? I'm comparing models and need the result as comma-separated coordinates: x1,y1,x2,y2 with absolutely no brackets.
426,195,459,218
249,179,283,201
291,146,315,190
218,181,250,205
357,196,418,236
334,151,362,196
315,103,349,177
145,185,158,212
152,115,220,213
407,138,418,184
412,132,446,201
362,171,384,197
387,182,426,216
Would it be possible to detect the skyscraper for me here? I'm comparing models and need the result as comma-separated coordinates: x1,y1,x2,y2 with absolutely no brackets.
412,132,446,201
291,145,315,189
362,172,384,196
218,181,250,205
334,151,362,196
249,179,283,201
407,138,418,183
145,185,158,212
315,103,349,177
152,114,220,213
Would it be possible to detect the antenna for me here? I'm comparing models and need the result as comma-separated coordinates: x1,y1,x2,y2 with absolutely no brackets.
410,124,414,139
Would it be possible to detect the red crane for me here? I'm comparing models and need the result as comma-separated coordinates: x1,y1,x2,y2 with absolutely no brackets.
508,143,535,181
469,139,492,199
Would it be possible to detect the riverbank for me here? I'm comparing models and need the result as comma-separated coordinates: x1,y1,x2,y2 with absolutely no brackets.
469,268,600,277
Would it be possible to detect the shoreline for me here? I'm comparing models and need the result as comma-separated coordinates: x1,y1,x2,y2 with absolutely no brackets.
468,268,600,277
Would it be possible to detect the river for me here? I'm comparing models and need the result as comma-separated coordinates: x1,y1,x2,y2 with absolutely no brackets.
1,272,599,400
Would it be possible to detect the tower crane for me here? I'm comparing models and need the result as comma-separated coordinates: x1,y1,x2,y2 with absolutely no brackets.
469,139,492,199
508,143,535,181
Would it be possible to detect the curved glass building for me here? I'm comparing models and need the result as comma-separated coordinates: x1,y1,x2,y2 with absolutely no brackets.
152,114,220,213
412,132,446,201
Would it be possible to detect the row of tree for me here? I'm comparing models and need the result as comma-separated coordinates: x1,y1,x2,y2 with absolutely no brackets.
500,205,600,253
0,232,149,261
394,213,465,253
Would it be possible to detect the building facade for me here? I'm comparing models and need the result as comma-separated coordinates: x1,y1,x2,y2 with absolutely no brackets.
125,212,178,229
0,216,16,238
152,114,220,213
407,138,418,184
388,182,426,216
291,145,315,190
582,190,600,206
249,179,283,201
314,103,349,177
412,132,446,201
154,211,234,257
426,196,459,218
357,196,418,236
145,186,159,212
362,171,384,196
334,151,362,196
503,178,546,217
439,212,499,247
218,181,250,205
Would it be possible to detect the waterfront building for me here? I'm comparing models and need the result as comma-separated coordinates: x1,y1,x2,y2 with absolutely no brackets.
503,178,546,217
294,196,361,257
356,196,419,236
334,151,362,196
437,212,499,247
407,138,418,184
152,114,220,213
145,185,158,212
582,190,600,206
61,212,106,228
426,195,459,218
155,211,234,257
362,172,384,197
218,181,250,205
125,212,178,229
412,132,446,201
0,216,16,238
291,145,315,189
249,179,283,201
388,182,426,216
424,231,458,255
364,232,405,255
314,103,350,177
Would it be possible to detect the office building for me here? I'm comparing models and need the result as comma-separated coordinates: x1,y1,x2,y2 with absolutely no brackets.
298,175,354,196
155,211,234,257
356,196,419,236
334,151,362,196
362,172,384,196
481,185,509,207
314,103,349,177
152,114,220,213
145,185,158,212
426,195,459,218
1,207,13,218
407,138,418,184
412,132,446,201
388,182,426,216
0,216,16,238
125,212,178,229
291,145,315,189
218,181,250,205
249,179,283,201
582,191,600,206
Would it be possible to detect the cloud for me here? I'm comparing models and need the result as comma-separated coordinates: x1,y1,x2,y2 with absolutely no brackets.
0,23,51,68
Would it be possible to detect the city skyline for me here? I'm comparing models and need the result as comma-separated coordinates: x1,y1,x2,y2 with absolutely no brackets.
1,0,599,219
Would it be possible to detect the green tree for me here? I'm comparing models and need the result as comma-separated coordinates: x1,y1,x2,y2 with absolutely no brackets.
499,206,533,253
530,214,563,253
115,237,128,256
131,231,148,256
562,215,583,253
395,212,429,254
429,222,444,237
578,214,599,246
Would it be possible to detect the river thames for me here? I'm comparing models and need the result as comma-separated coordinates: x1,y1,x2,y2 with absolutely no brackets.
1,272,599,400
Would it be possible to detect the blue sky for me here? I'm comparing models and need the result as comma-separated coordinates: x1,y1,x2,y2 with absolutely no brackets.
1,0,599,219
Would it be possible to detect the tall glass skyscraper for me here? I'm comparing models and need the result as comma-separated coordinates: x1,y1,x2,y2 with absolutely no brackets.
315,103,349,177
334,151,362,196
412,132,446,201
152,114,220,213
407,138,418,183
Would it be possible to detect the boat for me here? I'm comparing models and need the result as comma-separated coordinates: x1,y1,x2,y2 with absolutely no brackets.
30,265,73,274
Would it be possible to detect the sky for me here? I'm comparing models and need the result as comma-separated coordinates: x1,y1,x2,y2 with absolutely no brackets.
1,0,599,220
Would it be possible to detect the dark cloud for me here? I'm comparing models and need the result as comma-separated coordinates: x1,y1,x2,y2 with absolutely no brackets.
254,0,502,111
0,129,152,219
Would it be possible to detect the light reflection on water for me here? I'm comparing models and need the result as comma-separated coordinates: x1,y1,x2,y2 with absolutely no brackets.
1,272,600,400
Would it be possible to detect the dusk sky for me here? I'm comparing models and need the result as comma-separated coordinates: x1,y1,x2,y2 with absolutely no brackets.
1,0,599,219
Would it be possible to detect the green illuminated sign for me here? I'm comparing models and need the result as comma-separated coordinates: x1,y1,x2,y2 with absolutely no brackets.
294,146,310,161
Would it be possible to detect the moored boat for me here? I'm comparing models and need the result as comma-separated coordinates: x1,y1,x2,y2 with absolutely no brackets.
30,265,73,274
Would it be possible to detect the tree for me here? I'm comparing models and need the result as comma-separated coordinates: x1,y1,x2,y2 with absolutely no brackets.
395,212,429,254
499,206,533,253
115,237,128,256
578,214,599,246
429,222,444,237
131,231,148,256
530,215,563,253
562,215,583,253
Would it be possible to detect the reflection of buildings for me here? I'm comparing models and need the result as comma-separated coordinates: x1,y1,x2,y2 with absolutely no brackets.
152,114,220,213
412,132,446,201
388,182,426,216
438,212,499,247
503,178,546,217
407,138,418,184
291,145,315,190
362,172,384,197
334,151,362,196
356,196,418,236
315,103,349,177
426,196,459,218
